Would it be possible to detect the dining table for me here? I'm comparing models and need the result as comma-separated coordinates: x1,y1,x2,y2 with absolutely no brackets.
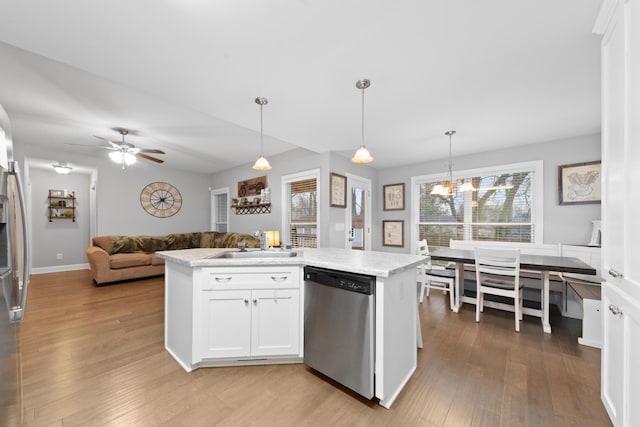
429,248,597,333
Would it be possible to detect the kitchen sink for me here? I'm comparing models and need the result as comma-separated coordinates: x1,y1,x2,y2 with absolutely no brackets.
219,250,298,259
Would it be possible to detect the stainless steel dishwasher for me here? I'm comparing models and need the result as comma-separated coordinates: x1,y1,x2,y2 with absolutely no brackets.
303,266,375,399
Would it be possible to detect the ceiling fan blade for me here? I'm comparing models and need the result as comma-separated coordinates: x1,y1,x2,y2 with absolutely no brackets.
93,135,121,148
136,153,164,164
139,149,166,155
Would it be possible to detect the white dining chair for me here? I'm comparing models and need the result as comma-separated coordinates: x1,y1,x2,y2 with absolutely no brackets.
416,239,455,310
474,247,523,332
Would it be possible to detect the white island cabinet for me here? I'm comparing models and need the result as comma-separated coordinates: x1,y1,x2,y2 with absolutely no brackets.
157,247,426,409
163,260,303,371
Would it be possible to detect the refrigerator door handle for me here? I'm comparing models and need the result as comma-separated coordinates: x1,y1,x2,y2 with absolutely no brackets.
8,161,30,322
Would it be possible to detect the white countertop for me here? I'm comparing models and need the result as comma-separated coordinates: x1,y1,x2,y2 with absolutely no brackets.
156,247,426,278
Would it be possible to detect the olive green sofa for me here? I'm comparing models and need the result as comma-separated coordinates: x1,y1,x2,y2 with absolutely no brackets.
86,231,259,286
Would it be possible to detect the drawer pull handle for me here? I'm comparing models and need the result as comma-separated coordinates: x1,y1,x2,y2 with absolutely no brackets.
271,276,288,282
214,277,232,283
253,299,258,304
244,299,249,304
202,288,215,292
609,304,623,316
608,269,623,279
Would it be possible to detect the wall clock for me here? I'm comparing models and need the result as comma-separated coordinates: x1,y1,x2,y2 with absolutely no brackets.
140,182,182,218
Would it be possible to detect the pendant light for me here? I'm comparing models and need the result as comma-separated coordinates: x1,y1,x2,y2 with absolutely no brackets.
252,97,272,171
430,130,475,196
352,79,374,164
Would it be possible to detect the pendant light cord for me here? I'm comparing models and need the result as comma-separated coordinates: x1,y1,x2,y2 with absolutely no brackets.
361,86,365,147
260,103,264,156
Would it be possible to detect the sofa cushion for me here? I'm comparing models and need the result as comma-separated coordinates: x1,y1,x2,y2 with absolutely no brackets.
110,253,152,269
165,232,202,250
150,254,165,266
92,236,113,253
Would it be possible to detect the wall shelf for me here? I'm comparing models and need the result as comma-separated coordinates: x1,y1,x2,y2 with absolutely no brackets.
231,203,271,215
48,190,76,222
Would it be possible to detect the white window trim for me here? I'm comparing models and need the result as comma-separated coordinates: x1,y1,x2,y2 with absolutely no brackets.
410,160,543,254
210,187,230,232
281,168,321,248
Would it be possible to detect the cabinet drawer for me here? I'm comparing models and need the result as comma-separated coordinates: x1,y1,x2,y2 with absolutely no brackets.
201,267,300,290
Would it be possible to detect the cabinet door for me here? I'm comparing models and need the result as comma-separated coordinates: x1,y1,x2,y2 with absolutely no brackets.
199,289,251,359
602,284,640,426
251,289,300,357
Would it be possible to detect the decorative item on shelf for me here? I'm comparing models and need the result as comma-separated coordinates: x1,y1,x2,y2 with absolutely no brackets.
238,176,267,197
264,230,280,248
430,130,475,196
231,203,271,215
352,79,374,164
48,189,75,222
253,197,261,204
231,198,239,205
252,97,272,171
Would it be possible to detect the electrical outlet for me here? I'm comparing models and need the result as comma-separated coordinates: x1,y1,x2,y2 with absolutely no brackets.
56,253,63,260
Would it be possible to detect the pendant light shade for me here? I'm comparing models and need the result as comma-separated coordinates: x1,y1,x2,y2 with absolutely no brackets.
352,79,374,164
253,97,272,171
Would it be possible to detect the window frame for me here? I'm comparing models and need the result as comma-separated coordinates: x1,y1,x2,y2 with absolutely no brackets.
281,168,321,248
210,187,229,232
410,160,543,254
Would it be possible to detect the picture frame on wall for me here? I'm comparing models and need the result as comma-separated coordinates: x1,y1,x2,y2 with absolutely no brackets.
330,173,347,208
383,183,405,211
558,161,601,205
382,220,404,247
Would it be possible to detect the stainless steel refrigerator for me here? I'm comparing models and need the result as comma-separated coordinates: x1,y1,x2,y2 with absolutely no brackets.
0,114,30,426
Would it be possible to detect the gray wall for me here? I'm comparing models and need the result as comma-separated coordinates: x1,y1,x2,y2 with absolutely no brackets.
210,148,377,249
20,144,211,270
377,133,602,253
29,168,91,268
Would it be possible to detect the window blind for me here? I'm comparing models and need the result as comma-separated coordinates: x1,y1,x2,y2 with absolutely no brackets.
287,178,317,248
417,167,537,251
214,193,228,232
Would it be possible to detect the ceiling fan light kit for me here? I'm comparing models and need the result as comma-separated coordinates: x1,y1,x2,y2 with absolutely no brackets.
94,128,165,170
253,97,272,171
352,78,374,164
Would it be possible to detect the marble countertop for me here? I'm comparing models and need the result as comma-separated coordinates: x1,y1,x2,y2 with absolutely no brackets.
156,248,426,278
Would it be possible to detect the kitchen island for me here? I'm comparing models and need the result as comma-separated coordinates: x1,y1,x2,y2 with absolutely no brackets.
157,247,425,408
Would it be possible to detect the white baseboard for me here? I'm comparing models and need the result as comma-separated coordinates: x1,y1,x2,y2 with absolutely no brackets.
31,263,90,275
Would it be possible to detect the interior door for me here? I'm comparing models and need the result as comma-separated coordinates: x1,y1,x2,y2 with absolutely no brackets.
345,174,371,250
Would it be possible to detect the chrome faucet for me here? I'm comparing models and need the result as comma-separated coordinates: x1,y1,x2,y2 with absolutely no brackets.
255,230,268,251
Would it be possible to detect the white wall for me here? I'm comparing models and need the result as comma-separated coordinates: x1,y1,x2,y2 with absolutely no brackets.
377,133,602,253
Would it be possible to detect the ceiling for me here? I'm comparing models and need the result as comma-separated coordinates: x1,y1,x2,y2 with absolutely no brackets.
0,0,604,174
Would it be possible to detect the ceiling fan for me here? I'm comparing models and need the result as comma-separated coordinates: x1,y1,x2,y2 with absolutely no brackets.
94,128,165,169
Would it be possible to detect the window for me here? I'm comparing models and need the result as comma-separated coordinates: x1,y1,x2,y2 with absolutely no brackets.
210,188,229,232
282,169,320,248
411,161,543,251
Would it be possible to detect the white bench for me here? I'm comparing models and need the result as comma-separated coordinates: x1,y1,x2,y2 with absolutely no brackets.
560,244,602,349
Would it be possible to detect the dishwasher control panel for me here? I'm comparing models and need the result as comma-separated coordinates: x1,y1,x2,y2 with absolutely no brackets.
304,266,375,295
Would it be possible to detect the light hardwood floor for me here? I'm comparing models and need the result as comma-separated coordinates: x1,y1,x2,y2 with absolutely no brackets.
19,270,611,426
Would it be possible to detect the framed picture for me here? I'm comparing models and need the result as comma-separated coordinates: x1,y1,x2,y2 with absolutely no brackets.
382,220,404,247
383,183,405,211
330,173,347,208
237,176,267,198
558,161,601,205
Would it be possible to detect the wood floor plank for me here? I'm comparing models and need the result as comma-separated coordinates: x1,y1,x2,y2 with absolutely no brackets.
18,271,611,426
